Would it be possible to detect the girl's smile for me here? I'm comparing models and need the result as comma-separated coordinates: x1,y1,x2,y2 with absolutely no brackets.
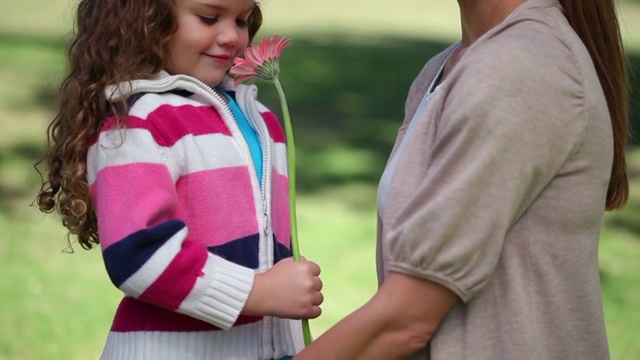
204,53,234,64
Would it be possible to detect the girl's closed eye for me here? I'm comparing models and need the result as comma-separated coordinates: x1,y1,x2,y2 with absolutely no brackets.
199,15,218,25
236,18,249,28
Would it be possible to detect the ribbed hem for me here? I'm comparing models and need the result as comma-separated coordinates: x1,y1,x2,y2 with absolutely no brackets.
100,323,262,359
179,255,255,330
273,319,306,357
99,319,301,359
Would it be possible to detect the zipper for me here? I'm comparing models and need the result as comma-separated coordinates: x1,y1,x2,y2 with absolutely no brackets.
234,82,277,358
239,88,274,270
245,103,270,238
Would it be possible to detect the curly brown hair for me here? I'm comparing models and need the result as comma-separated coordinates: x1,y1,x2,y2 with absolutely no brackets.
36,0,263,250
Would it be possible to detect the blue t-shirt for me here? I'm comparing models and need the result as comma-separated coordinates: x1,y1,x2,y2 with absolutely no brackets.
218,89,263,184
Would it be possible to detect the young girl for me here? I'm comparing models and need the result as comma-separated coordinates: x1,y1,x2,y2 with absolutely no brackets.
36,0,322,359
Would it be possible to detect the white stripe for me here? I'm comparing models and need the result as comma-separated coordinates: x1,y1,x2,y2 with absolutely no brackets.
87,129,163,184
87,130,247,184
171,133,245,175
118,227,188,297
272,142,288,176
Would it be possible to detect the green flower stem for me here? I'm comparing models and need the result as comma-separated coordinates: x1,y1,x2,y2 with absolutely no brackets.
273,78,312,346
274,78,299,261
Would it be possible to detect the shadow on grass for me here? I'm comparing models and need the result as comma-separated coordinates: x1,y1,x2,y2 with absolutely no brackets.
0,31,66,50
2,32,640,232
0,142,43,212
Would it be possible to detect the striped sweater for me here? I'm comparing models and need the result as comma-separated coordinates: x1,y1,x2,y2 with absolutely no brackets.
87,72,304,359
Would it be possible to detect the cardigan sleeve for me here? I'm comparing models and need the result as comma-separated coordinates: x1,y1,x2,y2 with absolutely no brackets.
385,25,591,302
87,108,254,330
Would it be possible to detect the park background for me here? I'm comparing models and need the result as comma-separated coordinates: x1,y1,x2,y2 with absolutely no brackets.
1,0,639,358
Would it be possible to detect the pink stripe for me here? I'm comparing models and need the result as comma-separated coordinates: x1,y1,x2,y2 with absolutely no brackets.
92,163,178,249
111,297,262,332
175,167,259,246
262,111,286,143
271,172,291,247
138,240,207,309
96,104,233,147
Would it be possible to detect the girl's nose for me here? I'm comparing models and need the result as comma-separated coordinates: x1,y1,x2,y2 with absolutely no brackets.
217,22,239,47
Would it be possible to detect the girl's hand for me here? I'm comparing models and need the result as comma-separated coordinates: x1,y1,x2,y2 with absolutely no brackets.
243,257,323,319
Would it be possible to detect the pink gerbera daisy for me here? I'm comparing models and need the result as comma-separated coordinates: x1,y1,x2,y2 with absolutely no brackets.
229,36,292,86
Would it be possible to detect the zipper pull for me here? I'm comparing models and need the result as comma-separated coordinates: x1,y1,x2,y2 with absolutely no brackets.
262,198,269,236
263,217,270,236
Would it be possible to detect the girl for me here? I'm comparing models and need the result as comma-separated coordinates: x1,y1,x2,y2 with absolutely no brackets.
36,0,323,359
297,0,628,359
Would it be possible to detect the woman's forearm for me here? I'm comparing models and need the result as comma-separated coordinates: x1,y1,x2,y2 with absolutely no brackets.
294,300,384,360
295,272,458,359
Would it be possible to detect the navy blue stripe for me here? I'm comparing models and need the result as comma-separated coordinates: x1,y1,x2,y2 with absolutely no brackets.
102,219,186,287
105,92,147,116
207,234,293,268
208,234,260,269
273,234,292,264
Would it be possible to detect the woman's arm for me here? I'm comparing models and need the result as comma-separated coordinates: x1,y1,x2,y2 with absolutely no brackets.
295,271,457,359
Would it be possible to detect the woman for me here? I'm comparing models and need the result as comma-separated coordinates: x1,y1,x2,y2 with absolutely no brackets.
296,0,628,359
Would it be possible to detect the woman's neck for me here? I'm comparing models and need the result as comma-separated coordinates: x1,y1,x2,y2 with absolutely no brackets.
457,0,527,47
436,0,527,84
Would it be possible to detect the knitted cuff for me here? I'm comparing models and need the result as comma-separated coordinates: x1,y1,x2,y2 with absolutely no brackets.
178,255,255,330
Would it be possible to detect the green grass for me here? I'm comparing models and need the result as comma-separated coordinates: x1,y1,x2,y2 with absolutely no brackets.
2,0,640,359
600,227,640,359
0,215,118,359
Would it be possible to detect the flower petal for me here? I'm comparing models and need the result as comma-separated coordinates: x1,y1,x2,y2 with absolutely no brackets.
244,47,263,66
229,35,292,84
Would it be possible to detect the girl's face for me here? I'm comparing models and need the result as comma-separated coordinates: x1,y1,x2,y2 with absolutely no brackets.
166,0,254,87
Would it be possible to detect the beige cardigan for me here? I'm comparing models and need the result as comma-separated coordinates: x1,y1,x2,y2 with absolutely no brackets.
376,0,611,358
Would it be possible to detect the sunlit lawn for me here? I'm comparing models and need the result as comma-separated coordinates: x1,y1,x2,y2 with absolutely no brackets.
1,1,640,359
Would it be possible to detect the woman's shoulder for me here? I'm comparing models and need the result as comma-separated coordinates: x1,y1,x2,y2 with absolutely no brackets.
469,6,589,77
452,20,588,102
